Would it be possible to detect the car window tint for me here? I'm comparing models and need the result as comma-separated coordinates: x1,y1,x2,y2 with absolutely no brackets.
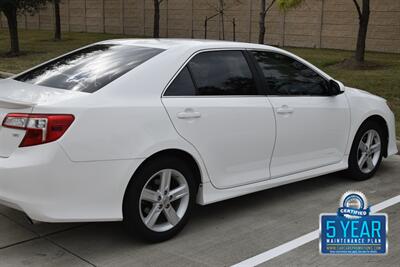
164,67,196,96
15,44,164,93
252,51,329,96
187,51,257,96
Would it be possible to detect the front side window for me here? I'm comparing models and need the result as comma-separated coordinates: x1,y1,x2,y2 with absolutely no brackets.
252,51,329,96
165,50,257,96
15,44,164,93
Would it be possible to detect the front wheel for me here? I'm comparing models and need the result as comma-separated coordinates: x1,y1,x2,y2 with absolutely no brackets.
123,157,197,242
347,121,384,181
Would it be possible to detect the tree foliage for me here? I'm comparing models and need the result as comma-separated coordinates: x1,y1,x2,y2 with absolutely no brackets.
258,0,304,44
276,0,304,10
0,0,47,55
0,0,47,15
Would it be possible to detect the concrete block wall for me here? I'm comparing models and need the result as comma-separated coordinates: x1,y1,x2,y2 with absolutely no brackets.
0,0,399,53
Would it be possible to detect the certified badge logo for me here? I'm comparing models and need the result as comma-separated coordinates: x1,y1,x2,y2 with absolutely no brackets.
320,191,388,255
338,191,370,219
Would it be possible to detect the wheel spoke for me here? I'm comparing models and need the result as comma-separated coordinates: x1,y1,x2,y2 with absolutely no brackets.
169,185,189,202
366,131,374,148
370,143,381,154
358,153,368,168
141,189,159,203
163,206,180,226
144,205,162,228
366,157,375,171
159,170,172,192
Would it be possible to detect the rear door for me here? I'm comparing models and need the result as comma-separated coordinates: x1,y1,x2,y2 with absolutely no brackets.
162,50,276,189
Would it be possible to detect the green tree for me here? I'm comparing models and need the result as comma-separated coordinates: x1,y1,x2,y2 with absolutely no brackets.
258,0,304,44
276,0,303,10
352,0,370,63
0,0,47,55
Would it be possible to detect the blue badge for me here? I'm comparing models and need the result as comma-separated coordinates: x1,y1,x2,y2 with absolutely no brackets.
320,191,388,255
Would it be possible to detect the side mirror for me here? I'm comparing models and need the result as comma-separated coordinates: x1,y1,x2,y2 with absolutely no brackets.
328,80,345,96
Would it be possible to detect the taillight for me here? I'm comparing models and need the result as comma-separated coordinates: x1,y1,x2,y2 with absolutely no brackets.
2,114,74,147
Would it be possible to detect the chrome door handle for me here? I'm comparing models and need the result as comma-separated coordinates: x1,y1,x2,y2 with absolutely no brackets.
276,105,294,115
177,109,201,119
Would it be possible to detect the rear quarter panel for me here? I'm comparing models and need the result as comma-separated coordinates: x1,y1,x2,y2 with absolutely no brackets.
31,46,211,183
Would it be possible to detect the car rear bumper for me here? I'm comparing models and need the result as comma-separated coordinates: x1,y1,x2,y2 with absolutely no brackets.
0,143,143,222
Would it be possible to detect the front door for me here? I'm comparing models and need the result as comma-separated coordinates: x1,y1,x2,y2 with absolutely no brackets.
250,50,350,178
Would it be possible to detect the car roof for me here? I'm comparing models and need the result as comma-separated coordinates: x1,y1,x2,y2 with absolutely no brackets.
94,38,333,92
97,38,281,51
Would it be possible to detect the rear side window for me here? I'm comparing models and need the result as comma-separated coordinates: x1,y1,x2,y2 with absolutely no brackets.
165,50,257,96
164,67,196,96
252,51,329,96
15,44,164,93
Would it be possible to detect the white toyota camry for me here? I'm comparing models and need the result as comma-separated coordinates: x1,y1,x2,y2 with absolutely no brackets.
0,39,397,242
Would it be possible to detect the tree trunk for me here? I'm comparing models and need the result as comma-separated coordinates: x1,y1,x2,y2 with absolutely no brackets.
219,0,225,40
355,0,370,62
53,0,61,40
153,0,160,38
258,0,266,44
3,5,19,55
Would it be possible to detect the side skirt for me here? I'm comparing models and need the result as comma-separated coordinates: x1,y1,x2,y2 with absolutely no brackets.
196,157,349,205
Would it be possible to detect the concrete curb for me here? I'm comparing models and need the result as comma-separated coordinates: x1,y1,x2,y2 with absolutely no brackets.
0,71,13,78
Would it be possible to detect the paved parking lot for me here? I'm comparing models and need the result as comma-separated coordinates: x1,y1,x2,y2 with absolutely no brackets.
0,155,399,267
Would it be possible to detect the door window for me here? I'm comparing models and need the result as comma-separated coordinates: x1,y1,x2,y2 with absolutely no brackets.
164,67,196,96
164,51,257,96
251,51,329,96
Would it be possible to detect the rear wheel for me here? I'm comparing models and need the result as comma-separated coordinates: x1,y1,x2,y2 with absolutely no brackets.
347,121,383,181
123,156,196,242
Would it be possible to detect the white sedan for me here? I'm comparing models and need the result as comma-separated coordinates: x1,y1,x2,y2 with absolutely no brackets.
0,39,397,242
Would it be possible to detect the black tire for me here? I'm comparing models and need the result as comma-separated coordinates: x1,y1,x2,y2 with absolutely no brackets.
123,156,197,242
347,120,384,181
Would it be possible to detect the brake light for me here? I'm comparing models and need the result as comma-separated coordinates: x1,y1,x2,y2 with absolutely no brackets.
2,114,74,147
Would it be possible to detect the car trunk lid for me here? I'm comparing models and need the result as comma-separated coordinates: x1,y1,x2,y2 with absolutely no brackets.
0,79,85,158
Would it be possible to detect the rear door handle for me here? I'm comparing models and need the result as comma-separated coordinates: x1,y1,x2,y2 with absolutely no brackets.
276,105,294,115
177,109,201,119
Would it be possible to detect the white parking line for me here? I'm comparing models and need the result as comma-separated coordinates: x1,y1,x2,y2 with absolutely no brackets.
232,194,400,267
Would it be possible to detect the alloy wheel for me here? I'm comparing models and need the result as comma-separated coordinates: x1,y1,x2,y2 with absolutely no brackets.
357,129,381,174
139,169,190,232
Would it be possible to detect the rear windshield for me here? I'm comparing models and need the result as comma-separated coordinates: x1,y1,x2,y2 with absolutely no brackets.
14,44,164,93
